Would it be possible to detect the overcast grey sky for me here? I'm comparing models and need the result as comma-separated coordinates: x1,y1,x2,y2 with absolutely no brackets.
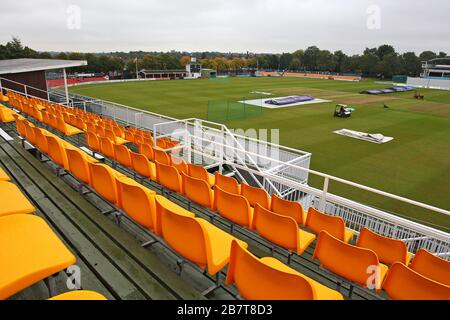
1,0,449,54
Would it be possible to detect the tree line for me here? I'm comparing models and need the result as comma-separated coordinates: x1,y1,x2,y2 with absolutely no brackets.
0,38,447,79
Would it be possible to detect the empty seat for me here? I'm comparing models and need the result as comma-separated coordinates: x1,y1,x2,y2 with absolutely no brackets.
23,120,37,145
0,167,10,181
139,143,154,161
113,144,132,168
181,172,214,209
252,204,315,256
271,194,307,226
160,203,248,275
0,105,15,123
382,262,450,300
99,136,115,159
66,148,98,185
154,149,171,165
0,214,76,300
45,135,70,170
241,184,270,210
86,131,100,153
305,207,354,243
105,129,128,145
187,164,215,186
116,177,156,231
225,240,343,300
214,173,240,195
172,157,188,175
155,195,195,236
0,181,36,217
214,185,253,228
33,127,49,155
130,151,156,180
88,162,125,204
56,117,83,136
356,227,413,265
48,290,108,300
410,249,450,286
313,231,388,289
13,115,27,137
155,161,182,193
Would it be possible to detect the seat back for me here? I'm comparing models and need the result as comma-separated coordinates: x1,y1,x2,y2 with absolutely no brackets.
116,177,156,231
88,162,119,204
86,132,100,152
45,135,69,169
225,240,315,300
241,184,270,209
382,262,450,300
99,137,115,159
66,148,91,184
155,195,195,236
139,143,154,161
154,149,171,165
105,129,117,143
313,231,381,288
305,207,346,241
356,228,409,265
113,144,132,168
56,117,68,134
172,157,188,175
23,120,36,144
214,172,240,194
271,194,305,225
160,200,207,268
13,115,27,137
187,164,210,184
130,151,152,179
410,249,450,286
155,161,182,193
33,127,49,155
252,204,298,252
181,172,214,209
215,185,252,227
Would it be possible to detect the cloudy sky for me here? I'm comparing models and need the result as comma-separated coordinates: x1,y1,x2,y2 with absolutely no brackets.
1,0,449,54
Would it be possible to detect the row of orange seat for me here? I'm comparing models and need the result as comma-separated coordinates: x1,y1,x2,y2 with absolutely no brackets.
6,91,450,300
0,161,106,300
14,115,349,300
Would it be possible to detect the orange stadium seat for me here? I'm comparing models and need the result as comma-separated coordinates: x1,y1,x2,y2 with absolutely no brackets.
382,262,450,300
181,172,214,209
214,185,253,228
155,161,182,193
271,194,307,226
305,207,354,243
410,249,450,286
187,164,215,187
130,151,156,181
225,240,343,300
356,227,413,265
241,183,270,210
214,172,240,195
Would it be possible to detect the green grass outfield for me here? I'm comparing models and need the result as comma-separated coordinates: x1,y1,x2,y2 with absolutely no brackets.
69,77,450,230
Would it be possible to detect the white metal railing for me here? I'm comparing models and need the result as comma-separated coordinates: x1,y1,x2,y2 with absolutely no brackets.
4,81,450,259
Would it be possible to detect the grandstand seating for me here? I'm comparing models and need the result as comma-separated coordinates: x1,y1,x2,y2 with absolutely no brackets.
214,185,253,228
382,262,450,300
356,227,413,265
0,181,36,217
225,240,343,300
305,207,354,242
313,231,388,289
0,214,76,300
181,172,214,209
187,164,215,187
4,90,449,301
410,249,450,286
251,204,315,256
160,201,248,276
214,172,240,194
241,183,270,210
116,176,157,231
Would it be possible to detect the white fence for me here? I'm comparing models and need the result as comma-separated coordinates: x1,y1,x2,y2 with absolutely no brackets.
407,77,450,90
